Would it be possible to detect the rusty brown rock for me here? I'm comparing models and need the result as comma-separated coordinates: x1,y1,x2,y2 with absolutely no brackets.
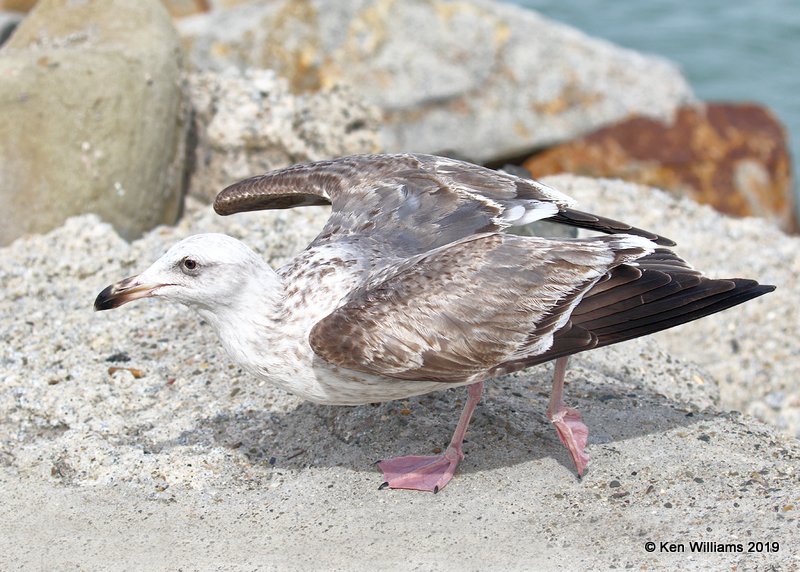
523,103,797,232
161,0,211,18
0,0,37,12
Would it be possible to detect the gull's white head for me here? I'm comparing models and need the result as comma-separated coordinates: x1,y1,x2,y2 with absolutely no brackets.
94,233,276,313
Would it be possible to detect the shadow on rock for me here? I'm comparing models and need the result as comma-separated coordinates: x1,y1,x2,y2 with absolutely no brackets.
149,368,712,480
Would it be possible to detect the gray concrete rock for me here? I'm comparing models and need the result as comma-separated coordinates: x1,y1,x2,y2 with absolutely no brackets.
0,176,797,570
0,0,187,245
187,68,381,202
177,0,694,163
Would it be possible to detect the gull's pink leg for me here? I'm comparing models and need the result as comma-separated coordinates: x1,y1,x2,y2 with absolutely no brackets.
378,381,484,493
547,357,589,476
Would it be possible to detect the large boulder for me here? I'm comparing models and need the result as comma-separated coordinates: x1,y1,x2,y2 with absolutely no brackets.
177,0,695,162
187,69,381,202
525,103,797,233
0,0,187,245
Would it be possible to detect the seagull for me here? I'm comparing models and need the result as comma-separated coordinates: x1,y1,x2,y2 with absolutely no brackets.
95,153,774,492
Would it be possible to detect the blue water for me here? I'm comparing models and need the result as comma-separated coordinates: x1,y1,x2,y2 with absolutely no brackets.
509,0,800,218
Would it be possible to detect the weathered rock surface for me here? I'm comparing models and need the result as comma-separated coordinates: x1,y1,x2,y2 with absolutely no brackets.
0,175,797,570
186,68,381,202
177,0,695,162
0,0,187,245
525,103,797,233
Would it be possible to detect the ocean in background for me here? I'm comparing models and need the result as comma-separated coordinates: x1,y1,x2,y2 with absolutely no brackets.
509,0,800,219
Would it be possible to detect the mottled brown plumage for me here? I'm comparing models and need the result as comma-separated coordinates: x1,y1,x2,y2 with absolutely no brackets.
308,233,648,382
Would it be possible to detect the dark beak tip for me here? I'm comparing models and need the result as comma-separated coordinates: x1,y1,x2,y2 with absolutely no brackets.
94,284,122,311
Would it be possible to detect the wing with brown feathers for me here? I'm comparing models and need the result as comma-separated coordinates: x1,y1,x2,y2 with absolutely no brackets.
490,249,775,375
214,154,674,260
308,233,652,382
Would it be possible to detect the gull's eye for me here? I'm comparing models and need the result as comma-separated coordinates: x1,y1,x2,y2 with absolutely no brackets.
180,257,199,273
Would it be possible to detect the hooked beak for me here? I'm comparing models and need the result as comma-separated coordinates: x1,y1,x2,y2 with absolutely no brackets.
94,275,160,311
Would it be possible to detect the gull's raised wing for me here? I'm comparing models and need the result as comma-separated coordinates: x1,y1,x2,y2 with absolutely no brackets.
214,154,674,260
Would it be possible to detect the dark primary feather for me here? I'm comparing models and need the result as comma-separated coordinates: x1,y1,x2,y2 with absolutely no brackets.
214,154,674,254
549,209,675,246
489,250,775,375
499,163,675,246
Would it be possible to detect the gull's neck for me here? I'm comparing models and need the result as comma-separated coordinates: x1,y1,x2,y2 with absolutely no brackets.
194,265,290,377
